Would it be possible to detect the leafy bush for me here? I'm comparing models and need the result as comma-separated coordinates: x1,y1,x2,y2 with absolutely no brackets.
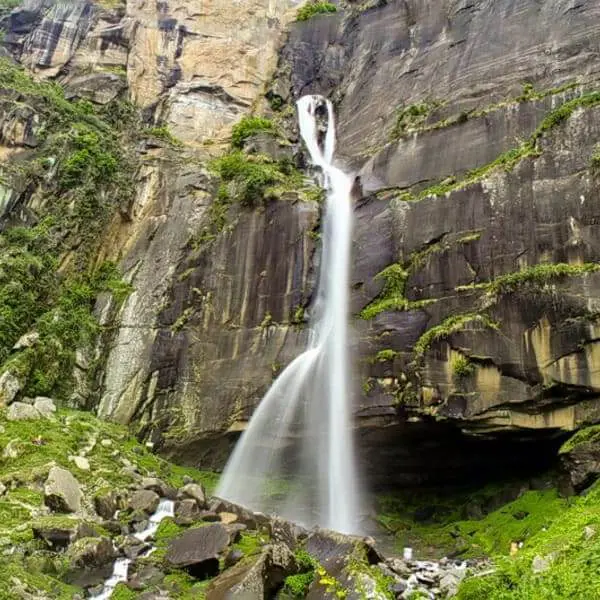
231,116,276,149
296,1,337,21
451,354,474,378
210,151,301,207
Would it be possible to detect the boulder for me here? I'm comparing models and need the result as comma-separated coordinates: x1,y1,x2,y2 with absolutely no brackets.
200,511,222,522
141,477,177,499
0,371,21,405
71,456,90,471
224,548,244,568
32,519,95,549
7,402,40,421
3,438,25,459
94,490,121,520
120,535,150,560
166,523,229,578
33,397,57,418
219,511,238,525
68,536,115,568
174,498,201,525
179,483,207,508
127,563,166,591
44,467,83,513
128,490,160,515
206,543,297,599
560,430,600,491
12,331,39,350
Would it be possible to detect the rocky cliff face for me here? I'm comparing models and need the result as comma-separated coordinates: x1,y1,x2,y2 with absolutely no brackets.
2,0,600,491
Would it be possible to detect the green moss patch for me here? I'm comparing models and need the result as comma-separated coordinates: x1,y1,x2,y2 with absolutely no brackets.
456,262,600,299
296,1,337,21
560,425,600,454
414,313,498,357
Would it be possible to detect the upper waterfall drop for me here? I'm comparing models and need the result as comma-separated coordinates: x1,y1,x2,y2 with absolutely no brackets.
216,94,361,534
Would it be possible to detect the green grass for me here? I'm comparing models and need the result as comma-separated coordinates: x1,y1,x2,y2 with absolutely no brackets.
209,151,302,207
359,232,480,320
144,125,183,147
457,483,600,599
296,1,337,21
390,102,439,140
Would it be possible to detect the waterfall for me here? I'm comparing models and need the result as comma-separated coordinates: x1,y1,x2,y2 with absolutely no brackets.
93,499,175,599
216,95,361,534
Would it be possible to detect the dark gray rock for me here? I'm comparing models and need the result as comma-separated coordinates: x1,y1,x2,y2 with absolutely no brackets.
128,490,160,515
174,498,201,525
560,431,600,491
166,523,230,576
94,490,122,520
205,543,297,599
141,477,177,500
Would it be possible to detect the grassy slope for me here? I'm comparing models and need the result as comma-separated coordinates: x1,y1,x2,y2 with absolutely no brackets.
0,407,219,599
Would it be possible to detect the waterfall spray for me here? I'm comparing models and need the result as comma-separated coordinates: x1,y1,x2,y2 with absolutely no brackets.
216,95,360,534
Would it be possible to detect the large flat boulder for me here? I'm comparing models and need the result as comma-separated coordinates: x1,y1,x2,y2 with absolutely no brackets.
166,523,229,578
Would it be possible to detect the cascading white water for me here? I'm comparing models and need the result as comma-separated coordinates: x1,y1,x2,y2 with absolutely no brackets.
93,499,175,599
134,498,175,542
216,95,360,534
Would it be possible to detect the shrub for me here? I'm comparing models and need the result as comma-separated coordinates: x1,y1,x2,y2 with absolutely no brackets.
451,354,474,378
296,1,337,21
210,151,290,207
231,116,276,149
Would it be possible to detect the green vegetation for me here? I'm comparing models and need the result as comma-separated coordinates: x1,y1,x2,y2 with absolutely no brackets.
0,0,21,12
231,116,277,149
414,314,498,357
209,151,303,207
144,125,183,146
398,90,600,202
283,548,317,597
0,407,219,598
347,546,395,599
296,1,337,21
359,263,408,319
560,425,600,454
390,102,439,140
457,483,600,599
360,233,480,320
375,349,399,362
456,263,600,298
451,353,474,378
377,477,600,599
232,531,267,557
0,59,138,399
